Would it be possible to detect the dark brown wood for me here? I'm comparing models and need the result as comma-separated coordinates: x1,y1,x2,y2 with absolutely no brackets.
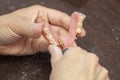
0,0,119,80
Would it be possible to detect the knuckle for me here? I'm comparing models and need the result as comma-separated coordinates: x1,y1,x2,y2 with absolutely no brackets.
88,53,100,66
87,53,100,68
69,47,82,52
89,53,99,61
103,67,109,75
66,47,82,56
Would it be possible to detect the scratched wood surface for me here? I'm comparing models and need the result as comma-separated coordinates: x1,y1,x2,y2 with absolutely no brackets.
0,0,119,80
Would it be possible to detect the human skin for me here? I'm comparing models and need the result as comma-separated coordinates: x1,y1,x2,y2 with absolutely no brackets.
0,5,86,55
0,5,110,80
49,45,110,80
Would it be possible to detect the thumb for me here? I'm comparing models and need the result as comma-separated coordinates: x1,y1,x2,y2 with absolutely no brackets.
48,45,63,67
12,21,45,39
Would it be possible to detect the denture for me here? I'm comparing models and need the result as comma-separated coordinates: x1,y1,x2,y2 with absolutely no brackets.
43,12,86,49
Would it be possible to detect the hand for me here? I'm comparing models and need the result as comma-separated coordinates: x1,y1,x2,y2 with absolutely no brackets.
49,45,110,80
0,5,86,55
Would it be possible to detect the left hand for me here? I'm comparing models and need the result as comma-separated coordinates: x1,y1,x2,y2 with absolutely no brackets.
0,5,86,55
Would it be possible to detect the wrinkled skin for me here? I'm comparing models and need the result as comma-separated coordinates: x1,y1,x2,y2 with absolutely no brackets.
0,5,110,80
0,5,86,55
49,45,110,80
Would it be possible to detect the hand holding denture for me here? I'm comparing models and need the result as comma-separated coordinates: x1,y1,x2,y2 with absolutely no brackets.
0,5,86,55
43,11,86,49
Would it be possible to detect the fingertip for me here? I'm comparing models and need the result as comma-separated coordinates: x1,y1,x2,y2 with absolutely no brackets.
49,45,63,66
32,23,45,39
48,45,62,55
48,45,55,51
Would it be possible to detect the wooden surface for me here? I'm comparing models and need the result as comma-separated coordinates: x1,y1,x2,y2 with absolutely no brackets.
0,0,120,80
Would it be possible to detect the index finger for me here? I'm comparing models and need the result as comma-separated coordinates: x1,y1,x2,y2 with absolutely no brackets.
46,8,70,30
46,8,86,37
37,5,86,36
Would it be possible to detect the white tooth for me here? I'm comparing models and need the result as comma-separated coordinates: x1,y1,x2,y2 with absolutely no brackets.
58,38,64,46
76,28,81,33
44,28,49,33
47,33,57,45
76,17,83,33
47,34,52,39
76,22,82,33
44,27,57,45
49,40,56,44
78,16,84,22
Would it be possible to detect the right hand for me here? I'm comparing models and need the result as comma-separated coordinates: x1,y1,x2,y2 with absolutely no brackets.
48,45,110,80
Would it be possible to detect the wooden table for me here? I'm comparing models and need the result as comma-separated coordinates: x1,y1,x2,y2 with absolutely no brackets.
0,0,119,80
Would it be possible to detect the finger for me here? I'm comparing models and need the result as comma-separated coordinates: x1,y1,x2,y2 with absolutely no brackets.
47,9,87,38
87,53,99,78
105,75,110,80
48,45,63,67
36,6,86,38
11,20,45,39
29,5,70,30
46,8,70,30
47,24,68,42
97,66,109,80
